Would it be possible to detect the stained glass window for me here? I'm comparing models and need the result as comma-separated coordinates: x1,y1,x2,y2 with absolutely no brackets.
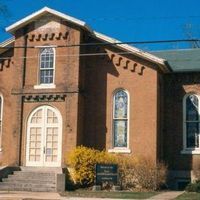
185,94,199,148
113,90,128,148
39,48,54,84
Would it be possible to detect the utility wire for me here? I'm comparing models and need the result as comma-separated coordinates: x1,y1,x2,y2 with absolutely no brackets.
0,39,199,49
2,15,200,22
0,51,134,60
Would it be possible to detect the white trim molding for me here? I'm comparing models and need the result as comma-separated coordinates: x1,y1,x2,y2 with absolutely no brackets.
4,7,167,72
34,84,56,89
6,7,91,33
0,37,14,55
108,148,131,154
92,31,167,70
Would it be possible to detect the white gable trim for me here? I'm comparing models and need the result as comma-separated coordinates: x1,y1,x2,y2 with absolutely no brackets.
0,37,14,54
6,7,91,33
4,7,167,70
0,37,14,47
92,31,166,67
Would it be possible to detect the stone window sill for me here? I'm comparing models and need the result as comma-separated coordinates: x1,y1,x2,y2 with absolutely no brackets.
108,148,131,154
181,149,200,154
34,84,56,89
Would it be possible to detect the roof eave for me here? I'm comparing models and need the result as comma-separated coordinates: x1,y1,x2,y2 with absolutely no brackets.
0,37,14,54
6,7,91,34
4,7,170,72
92,31,169,72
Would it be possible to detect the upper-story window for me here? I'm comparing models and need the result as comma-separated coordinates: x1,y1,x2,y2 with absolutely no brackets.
0,94,3,151
182,94,200,154
112,89,129,151
39,47,55,85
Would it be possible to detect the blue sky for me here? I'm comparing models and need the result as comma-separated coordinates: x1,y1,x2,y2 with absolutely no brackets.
1,0,200,50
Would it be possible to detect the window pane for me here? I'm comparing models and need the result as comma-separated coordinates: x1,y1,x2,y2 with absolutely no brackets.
186,95,198,121
114,90,128,118
40,69,53,84
114,120,127,147
40,71,45,83
40,48,54,84
186,122,199,148
41,61,45,69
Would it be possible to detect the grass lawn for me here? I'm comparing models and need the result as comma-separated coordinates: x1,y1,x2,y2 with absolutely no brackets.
176,192,200,200
60,190,159,199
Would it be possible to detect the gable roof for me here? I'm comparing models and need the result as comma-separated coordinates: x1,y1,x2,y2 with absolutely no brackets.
5,7,168,72
0,37,14,54
152,49,200,72
6,7,91,33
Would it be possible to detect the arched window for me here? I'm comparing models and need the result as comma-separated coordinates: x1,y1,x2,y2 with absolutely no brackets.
0,94,3,150
39,47,55,84
183,94,200,151
113,89,129,148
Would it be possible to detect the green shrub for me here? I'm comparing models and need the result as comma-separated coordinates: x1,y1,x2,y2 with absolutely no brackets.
186,180,200,192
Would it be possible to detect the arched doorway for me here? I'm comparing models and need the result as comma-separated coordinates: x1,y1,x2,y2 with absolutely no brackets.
26,105,62,167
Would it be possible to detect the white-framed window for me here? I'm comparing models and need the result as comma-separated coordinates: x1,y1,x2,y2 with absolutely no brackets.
182,93,200,154
0,94,3,151
34,47,55,89
109,89,131,153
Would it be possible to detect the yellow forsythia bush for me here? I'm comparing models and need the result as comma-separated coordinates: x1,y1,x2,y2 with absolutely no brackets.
67,146,117,186
66,146,167,190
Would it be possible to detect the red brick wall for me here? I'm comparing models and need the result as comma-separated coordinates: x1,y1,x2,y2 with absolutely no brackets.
82,42,161,163
0,14,163,166
163,73,200,170
0,49,20,165
0,15,84,166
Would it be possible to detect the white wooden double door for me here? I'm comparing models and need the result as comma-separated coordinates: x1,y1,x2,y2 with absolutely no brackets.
26,106,62,167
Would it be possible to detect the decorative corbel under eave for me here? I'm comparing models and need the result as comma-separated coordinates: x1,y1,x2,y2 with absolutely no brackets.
36,34,42,41
138,66,145,75
131,63,138,72
123,60,130,69
28,34,35,41
49,33,55,40
116,57,123,66
55,32,62,40
42,33,48,41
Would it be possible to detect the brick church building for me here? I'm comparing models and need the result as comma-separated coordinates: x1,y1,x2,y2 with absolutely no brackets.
0,7,200,189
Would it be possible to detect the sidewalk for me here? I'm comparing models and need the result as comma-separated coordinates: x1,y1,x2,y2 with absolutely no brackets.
65,191,184,200
149,191,184,200
0,191,184,200
0,191,61,200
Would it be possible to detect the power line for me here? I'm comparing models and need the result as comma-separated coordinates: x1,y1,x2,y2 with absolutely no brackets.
2,15,200,23
0,39,199,49
0,51,134,60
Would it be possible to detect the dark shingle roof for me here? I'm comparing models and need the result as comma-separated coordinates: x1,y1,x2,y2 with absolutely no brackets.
152,49,200,72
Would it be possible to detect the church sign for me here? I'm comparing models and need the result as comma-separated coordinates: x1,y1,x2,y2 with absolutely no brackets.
95,164,118,185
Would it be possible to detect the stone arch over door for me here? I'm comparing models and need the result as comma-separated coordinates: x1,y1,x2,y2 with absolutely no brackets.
26,105,62,167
